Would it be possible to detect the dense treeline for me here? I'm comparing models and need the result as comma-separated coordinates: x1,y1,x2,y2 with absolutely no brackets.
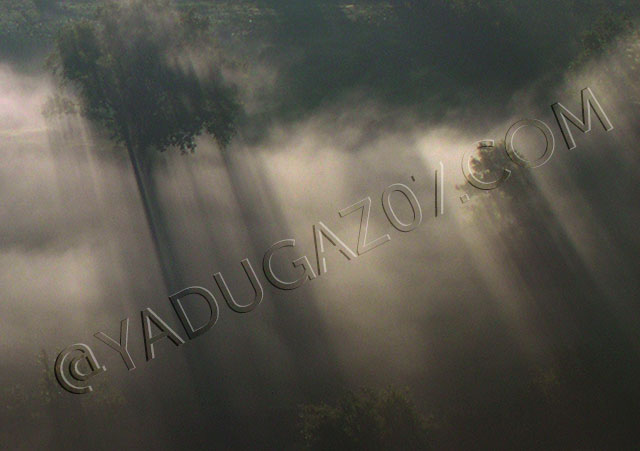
2,1,638,115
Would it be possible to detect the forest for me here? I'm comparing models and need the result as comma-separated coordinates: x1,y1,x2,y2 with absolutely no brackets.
1,0,640,449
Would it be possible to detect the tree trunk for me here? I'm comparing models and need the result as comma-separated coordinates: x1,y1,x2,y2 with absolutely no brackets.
123,142,180,293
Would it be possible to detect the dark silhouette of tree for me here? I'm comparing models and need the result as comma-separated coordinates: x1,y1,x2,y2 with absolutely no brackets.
299,387,434,450
454,119,640,446
47,0,240,289
570,14,640,102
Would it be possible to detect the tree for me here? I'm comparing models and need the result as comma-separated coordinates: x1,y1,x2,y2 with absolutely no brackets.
47,0,240,289
569,13,640,101
0,0,44,57
299,387,434,450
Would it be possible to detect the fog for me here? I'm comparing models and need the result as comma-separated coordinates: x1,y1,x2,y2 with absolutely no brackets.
1,2,640,449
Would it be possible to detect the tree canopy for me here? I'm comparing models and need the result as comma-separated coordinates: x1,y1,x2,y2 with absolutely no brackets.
299,387,434,450
48,0,240,156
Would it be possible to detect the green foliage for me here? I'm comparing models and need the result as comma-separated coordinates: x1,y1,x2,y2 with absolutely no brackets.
0,0,47,55
299,387,433,450
7,1,640,120
566,13,640,100
49,0,240,155
570,12,635,70
0,0,97,60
